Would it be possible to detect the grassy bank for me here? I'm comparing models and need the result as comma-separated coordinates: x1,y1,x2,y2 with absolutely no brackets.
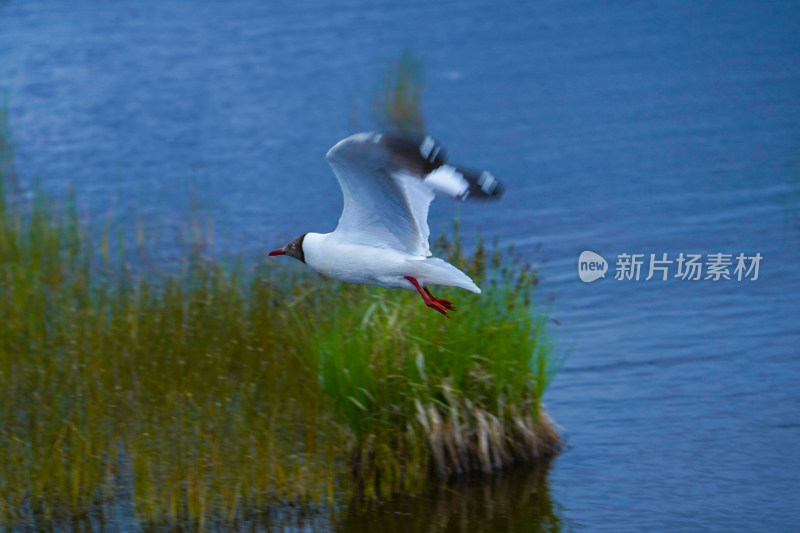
0,179,562,527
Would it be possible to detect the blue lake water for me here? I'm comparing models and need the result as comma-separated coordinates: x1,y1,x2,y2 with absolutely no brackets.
1,0,799,531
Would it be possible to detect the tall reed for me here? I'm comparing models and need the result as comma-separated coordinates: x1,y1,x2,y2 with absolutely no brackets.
0,180,561,527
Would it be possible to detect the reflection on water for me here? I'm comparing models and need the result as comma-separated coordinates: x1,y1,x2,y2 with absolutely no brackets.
9,464,560,532
337,463,562,533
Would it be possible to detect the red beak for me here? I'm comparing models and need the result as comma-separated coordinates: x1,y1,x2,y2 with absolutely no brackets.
268,248,287,256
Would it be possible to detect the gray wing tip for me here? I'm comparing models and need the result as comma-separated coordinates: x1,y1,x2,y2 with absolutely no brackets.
458,166,505,200
380,132,448,175
423,164,505,201
327,131,448,176
327,132,506,201
379,132,505,200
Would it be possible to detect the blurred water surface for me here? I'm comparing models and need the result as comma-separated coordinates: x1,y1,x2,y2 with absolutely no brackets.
1,0,799,531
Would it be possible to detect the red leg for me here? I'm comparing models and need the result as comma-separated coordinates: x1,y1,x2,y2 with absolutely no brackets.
423,286,456,311
404,276,449,317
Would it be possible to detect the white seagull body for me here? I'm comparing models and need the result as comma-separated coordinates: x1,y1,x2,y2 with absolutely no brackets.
269,132,504,316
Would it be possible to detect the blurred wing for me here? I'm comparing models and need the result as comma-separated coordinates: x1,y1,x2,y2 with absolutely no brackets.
325,132,504,256
325,132,437,256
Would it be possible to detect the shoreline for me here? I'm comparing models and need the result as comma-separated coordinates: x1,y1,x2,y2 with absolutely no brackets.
0,175,563,528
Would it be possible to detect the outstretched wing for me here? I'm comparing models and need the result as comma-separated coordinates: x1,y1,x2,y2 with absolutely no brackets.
325,132,504,257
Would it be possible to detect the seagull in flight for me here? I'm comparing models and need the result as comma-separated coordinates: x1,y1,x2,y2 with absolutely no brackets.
269,132,504,317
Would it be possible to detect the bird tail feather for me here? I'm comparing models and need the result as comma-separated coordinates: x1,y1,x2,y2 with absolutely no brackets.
409,257,481,294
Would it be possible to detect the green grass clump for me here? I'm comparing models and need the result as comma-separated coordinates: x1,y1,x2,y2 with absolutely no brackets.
305,227,562,497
